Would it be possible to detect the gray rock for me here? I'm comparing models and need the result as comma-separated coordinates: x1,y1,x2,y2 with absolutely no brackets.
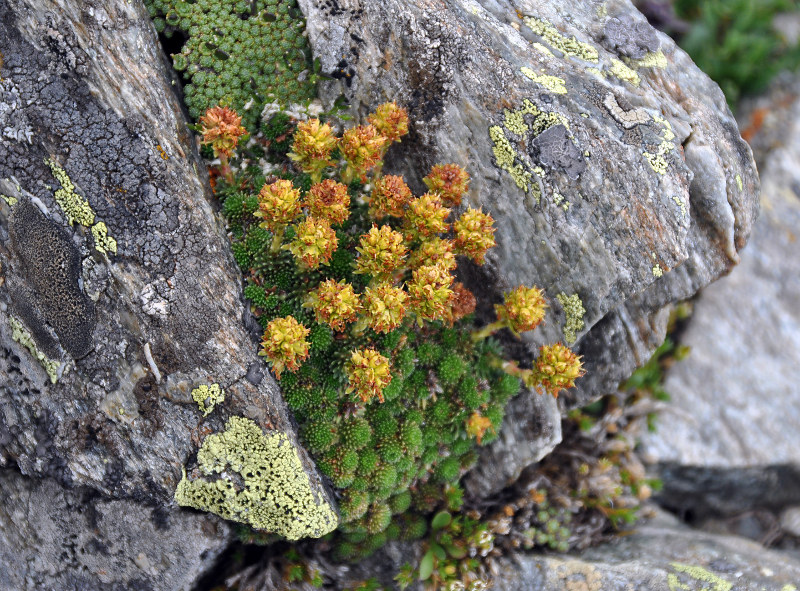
639,72,800,512
493,508,800,590
299,0,759,409
0,468,229,591
0,0,336,586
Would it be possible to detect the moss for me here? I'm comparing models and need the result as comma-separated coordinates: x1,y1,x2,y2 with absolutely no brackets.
556,293,586,344
191,383,225,416
174,416,338,540
520,67,567,94
45,158,95,227
522,16,599,63
8,315,62,383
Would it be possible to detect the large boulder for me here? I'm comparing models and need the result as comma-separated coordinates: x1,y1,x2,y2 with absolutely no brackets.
299,0,759,408
640,71,800,516
0,0,335,587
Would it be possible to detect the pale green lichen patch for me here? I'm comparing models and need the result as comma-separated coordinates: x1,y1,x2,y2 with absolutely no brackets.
489,125,532,192
522,16,599,63
628,50,668,69
643,114,675,175
46,158,95,227
736,174,743,191
91,222,117,255
520,66,567,94
8,315,61,383
1,193,17,206
652,264,663,278
175,416,338,540
552,192,571,211
668,563,732,591
608,58,640,86
192,383,225,417
532,42,554,56
556,293,585,344
671,194,688,219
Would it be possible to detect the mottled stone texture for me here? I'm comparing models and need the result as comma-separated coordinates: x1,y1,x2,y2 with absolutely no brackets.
299,0,759,408
639,72,800,514
492,509,800,591
0,0,334,587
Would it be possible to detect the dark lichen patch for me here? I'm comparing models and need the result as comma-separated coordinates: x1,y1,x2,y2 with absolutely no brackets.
529,124,586,179
601,14,660,60
8,199,95,359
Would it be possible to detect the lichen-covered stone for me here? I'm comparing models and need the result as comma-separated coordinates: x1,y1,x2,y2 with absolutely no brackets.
299,0,759,408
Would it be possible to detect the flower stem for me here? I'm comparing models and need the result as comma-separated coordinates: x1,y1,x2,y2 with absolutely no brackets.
270,225,286,254
471,320,505,342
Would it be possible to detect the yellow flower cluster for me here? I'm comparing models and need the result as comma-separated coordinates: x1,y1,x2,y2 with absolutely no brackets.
259,316,310,378
355,225,408,278
465,411,494,444
287,217,338,270
288,119,337,183
367,101,409,144
423,163,470,207
408,264,454,323
305,279,361,331
408,237,457,271
453,208,496,264
346,348,392,403
495,286,548,335
404,193,450,241
362,284,409,334
254,179,302,231
369,175,413,220
340,124,387,183
534,343,585,397
198,106,247,158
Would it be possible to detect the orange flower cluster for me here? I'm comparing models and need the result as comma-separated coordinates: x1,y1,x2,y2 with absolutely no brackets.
305,180,350,225
198,106,247,158
369,175,413,219
368,101,409,144
424,163,469,207
404,193,451,241
408,264,455,323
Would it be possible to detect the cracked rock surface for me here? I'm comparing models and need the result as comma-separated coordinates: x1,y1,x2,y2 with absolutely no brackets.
0,0,335,588
299,0,760,409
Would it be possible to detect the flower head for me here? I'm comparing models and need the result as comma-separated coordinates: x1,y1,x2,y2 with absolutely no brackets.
495,286,548,335
339,124,387,182
369,175,413,219
363,283,409,333
367,102,409,144
198,106,247,158
259,316,310,378
453,208,496,264
355,225,408,278
534,343,584,397
404,193,450,241
408,237,457,271
466,412,494,444
346,348,392,403
254,179,302,231
446,282,477,324
288,119,337,181
305,180,350,225
305,279,361,331
423,164,470,207
407,263,454,323
287,217,338,269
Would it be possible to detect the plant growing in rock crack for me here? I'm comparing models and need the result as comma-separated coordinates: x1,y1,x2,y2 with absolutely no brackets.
207,100,585,560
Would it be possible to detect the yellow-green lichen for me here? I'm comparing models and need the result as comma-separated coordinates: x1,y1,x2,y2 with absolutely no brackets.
643,114,675,175
489,125,532,192
8,316,61,383
91,222,118,255
46,158,95,227
532,42,554,57
783,585,798,591
672,195,687,219
504,109,529,135
668,563,732,591
628,50,668,69
556,292,585,344
1,193,17,206
522,16,599,63
192,383,225,417
652,264,663,278
736,174,743,191
174,416,338,540
520,66,567,94
608,58,640,86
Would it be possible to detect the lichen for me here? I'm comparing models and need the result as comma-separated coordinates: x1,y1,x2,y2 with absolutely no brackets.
45,158,95,227
522,16,599,63
671,194,687,219
736,173,743,191
628,50,668,69
643,114,675,175
556,293,585,344
192,383,225,417
489,125,532,192
175,416,338,540
8,315,61,383
608,58,640,86
532,42,554,56
668,563,732,591
520,66,567,94
91,221,117,255
652,264,663,278
1,193,17,206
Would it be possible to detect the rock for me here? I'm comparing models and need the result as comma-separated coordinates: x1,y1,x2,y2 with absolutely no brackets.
299,0,759,408
780,507,800,538
0,468,229,591
639,71,800,513
463,387,561,499
0,0,336,586
492,508,800,590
